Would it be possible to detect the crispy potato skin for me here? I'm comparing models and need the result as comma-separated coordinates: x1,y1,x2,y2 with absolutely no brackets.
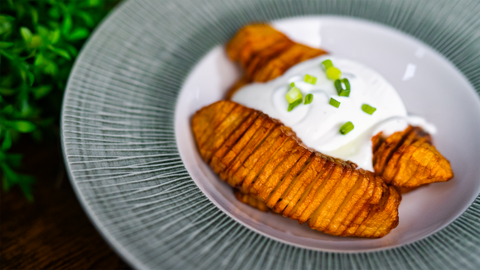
191,23,453,238
372,126,454,188
225,24,327,99
234,190,269,212
192,100,401,238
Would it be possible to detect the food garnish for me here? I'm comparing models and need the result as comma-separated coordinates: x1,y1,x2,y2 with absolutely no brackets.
326,66,342,80
304,94,314,105
361,104,377,115
340,121,354,135
335,78,351,97
329,97,341,108
194,24,455,238
304,74,317,85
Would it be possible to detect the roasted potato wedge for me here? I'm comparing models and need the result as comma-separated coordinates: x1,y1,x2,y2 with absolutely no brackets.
191,23,454,239
225,24,327,99
192,100,401,238
372,126,454,188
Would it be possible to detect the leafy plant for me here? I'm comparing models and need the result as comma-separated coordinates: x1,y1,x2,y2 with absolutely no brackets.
0,0,117,201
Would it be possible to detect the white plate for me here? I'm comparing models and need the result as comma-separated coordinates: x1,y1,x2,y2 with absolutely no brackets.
175,16,480,252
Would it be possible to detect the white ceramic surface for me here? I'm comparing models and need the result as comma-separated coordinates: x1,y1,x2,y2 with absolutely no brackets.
175,16,480,252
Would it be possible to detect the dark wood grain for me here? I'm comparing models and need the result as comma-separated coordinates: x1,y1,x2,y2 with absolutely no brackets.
0,140,131,270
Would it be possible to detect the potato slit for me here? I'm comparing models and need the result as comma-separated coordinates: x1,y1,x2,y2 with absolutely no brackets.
258,146,308,201
286,157,335,219
295,160,346,223
250,139,301,195
308,164,355,231
326,172,366,235
210,111,260,172
266,151,313,209
276,155,327,216
236,126,289,190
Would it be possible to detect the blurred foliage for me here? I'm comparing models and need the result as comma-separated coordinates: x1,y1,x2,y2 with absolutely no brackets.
0,0,117,201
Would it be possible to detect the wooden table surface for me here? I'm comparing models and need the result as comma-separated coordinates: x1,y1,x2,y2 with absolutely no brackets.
0,140,131,269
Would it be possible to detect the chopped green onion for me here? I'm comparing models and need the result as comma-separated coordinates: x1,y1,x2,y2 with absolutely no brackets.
304,94,314,105
326,67,342,80
288,99,303,112
329,98,340,108
362,104,377,115
322,59,333,70
334,78,351,97
339,121,354,135
304,74,317,85
285,87,303,104
290,82,295,87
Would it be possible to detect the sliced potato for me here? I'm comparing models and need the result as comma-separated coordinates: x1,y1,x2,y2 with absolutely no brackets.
193,101,403,238
232,125,286,188
234,189,269,212
257,146,308,201
373,126,453,188
265,151,313,209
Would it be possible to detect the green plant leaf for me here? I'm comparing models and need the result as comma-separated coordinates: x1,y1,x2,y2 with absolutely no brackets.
31,7,38,25
49,28,61,44
48,44,71,60
87,0,103,7
0,15,14,35
9,120,36,133
32,85,53,99
29,35,43,48
0,0,116,202
2,131,12,151
66,44,78,57
44,62,58,76
48,7,60,19
2,105,14,114
1,163,18,180
75,11,94,27
20,27,33,44
27,71,34,86
62,14,73,35
67,27,89,40
0,42,14,49
0,49,16,60
37,25,50,38
34,52,45,66
0,15,15,22
0,87,17,96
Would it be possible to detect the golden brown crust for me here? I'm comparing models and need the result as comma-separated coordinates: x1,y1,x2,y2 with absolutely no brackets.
234,189,269,212
192,100,400,238
372,126,454,188
193,23,452,238
225,24,327,99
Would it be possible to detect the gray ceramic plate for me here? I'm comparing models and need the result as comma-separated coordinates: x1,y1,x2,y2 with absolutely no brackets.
61,0,480,269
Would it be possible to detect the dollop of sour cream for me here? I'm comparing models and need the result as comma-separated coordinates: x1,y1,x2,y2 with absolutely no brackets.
232,56,436,171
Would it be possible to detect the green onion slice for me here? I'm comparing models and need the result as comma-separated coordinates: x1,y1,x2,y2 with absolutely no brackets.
339,121,354,135
288,98,303,112
285,86,303,104
322,59,333,70
329,97,340,108
334,78,351,97
304,94,314,105
326,67,342,80
361,104,377,115
304,74,317,85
